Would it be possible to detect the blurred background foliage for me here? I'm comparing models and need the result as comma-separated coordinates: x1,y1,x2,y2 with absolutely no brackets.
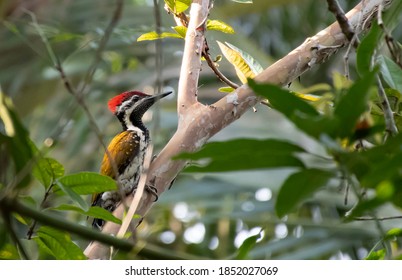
0,0,402,259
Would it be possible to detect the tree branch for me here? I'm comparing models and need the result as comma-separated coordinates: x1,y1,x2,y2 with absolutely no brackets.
177,0,209,112
84,0,391,259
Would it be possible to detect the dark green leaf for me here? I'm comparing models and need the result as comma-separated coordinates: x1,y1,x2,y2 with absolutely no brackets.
249,79,319,117
34,226,86,260
276,169,334,218
52,204,121,225
356,23,381,76
361,153,402,189
32,157,65,189
176,138,306,172
235,231,261,260
333,70,376,138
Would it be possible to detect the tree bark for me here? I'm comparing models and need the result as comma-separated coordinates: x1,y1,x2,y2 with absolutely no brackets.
84,0,391,259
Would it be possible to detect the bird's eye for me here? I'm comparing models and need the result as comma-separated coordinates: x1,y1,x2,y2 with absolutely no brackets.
132,96,140,102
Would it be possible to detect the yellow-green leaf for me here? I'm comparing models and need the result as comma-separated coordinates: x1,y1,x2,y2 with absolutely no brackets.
137,31,182,42
292,91,320,102
173,26,187,38
219,87,235,93
217,41,263,84
207,20,235,34
175,0,191,13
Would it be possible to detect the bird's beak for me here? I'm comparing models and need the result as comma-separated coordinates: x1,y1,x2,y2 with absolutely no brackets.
148,91,172,101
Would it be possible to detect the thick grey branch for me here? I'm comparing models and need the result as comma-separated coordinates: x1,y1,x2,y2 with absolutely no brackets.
84,0,391,259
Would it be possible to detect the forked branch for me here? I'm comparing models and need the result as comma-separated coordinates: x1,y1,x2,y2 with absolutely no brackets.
84,0,392,259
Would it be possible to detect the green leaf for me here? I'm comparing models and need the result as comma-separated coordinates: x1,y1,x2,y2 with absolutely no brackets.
276,169,334,218
175,0,191,13
34,226,86,260
207,20,235,34
365,249,386,260
176,138,306,172
173,26,187,38
248,80,319,117
235,231,261,260
217,41,263,84
345,181,394,218
0,90,36,188
333,70,376,138
57,172,117,195
163,0,191,14
356,23,381,76
0,244,20,260
361,153,402,189
378,55,402,92
226,42,263,75
137,31,182,42
52,204,121,225
218,87,235,93
32,157,65,189
56,181,88,211
385,228,402,240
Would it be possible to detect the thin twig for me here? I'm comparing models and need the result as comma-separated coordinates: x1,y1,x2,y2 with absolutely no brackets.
77,0,124,96
377,2,402,68
172,10,239,90
1,197,133,251
376,76,398,137
326,0,358,47
203,45,240,89
354,215,402,221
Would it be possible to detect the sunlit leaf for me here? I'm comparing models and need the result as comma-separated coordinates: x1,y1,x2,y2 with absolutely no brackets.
175,0,191,13
366,249,385,260
137,31,182,41
173,26,187,38
217,41,263,84
207,20,235,34
218,87,235,93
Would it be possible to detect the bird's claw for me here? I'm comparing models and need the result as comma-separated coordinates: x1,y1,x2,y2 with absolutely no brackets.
145,178,159,202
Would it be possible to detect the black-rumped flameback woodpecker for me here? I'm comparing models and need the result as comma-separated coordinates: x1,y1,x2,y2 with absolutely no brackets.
91,90,171,229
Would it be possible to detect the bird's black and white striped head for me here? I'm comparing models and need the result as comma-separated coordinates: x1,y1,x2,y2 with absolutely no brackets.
108,91,171,131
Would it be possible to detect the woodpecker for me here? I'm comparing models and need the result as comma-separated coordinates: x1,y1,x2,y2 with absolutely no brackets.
91,90,171,229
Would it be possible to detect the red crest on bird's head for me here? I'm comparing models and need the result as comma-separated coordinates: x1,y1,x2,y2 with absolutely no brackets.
108,91,149,113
